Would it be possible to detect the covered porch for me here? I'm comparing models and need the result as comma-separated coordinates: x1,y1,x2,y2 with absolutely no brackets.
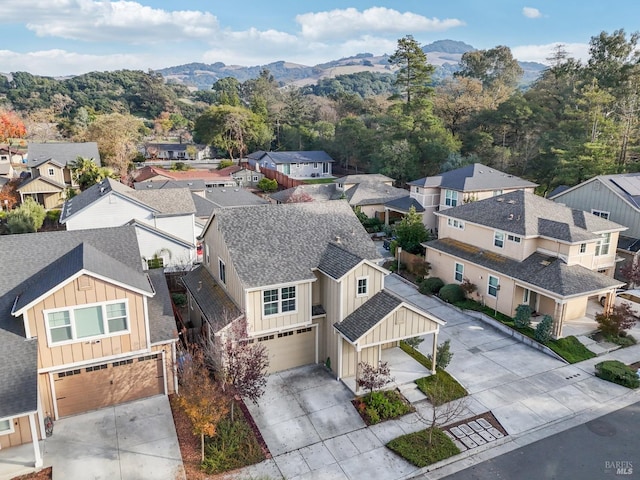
383,196,425,227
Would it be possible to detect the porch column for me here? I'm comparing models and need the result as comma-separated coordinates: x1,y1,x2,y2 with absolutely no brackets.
431,331,438,374
551,301,564,338
384,207,390,226
355,346,361,395
28,413,42,468
604,289,616,315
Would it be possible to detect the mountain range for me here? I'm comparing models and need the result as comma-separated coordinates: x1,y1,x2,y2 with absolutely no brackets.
157,40,546,90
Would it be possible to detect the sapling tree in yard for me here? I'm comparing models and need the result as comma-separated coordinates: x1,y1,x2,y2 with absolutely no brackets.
404,336,425,350
427,339,453,370
595,303,637,338
514,304,532,328
357,361,394,397
420,376,469,446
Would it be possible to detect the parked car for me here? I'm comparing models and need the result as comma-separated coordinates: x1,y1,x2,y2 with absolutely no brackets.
383,236,397,250
599,289,640,317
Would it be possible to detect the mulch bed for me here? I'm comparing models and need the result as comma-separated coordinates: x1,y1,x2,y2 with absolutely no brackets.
443,411,508,437
629,361,640,370
11,467,52,480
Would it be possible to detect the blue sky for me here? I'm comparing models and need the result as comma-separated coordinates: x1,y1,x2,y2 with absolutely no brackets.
1,1,639,76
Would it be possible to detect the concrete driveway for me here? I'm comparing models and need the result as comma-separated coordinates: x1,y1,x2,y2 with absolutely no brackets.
44,395,184,480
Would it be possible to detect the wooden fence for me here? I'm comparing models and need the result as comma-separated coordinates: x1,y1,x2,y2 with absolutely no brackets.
259,167,305,190
397,250,428,275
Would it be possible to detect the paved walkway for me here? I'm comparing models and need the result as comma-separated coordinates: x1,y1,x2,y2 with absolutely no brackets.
229,274,640,480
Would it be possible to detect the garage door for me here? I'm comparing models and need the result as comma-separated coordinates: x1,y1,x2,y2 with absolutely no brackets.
261,327,316,373
54,354,164,418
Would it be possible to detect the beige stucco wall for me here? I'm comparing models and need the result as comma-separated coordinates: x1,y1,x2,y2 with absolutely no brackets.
26,275,149,370
564,297,588,321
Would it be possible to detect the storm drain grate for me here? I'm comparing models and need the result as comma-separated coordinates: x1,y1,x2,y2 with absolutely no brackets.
469,347,482,354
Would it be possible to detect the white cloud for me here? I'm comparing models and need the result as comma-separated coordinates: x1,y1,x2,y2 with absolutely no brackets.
296,7,464,41
512,42,590,64
522,7,542,19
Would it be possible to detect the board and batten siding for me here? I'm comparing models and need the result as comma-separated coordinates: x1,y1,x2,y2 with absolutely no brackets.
359,307,440,347
0,415,36,449
341,263,385,319
65,194,154,231
340,337,379,378
36,164,66,186
318,272,341,376
134,226,194,268
27,275,149,370
245,282,312,334
554,179,639,239
153,214,196,245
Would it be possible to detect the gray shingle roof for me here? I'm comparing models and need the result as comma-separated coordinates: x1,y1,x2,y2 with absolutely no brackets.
317,243,365,279
17,175,66,191
385,196,425,213
27,142,101,167
61,178,196,222
204,188,268,208
191,193,217,219
334,290,402,342
344,182,409,207
409,163,537,191
335,173,395,185
212,201,380,289
249,150,334,164
269,183,338,203
182,265,241,331
133,179,206,191
441,190,625,242
146,269,178,344
427,238,624,297
550,173,640,211
0,226,148,418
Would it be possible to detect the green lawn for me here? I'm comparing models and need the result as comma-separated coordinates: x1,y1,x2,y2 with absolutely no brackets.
415,369,468,405
387,428,459,467
302,178,334,184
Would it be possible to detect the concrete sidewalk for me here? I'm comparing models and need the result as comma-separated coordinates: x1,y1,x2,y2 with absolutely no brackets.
230,274,640,480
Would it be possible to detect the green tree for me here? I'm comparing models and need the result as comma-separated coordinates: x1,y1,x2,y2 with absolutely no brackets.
84,113,145,174
256,177,277,192
394,206,429,254
212,77,241,106
388,35,435,106
69,156,117,190
7,198,46,233
456,45,524,92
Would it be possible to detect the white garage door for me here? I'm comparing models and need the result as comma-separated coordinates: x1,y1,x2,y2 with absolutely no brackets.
260,326,316,373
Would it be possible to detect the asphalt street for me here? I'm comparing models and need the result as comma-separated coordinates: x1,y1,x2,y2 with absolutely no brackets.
442,400,640,480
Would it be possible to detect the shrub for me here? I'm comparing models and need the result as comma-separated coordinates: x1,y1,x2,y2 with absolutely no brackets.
357,361,393,395
595,360,639,389
404,336,424,349
460,278,477,298
357,390,413,425
595,304,637,337
387,428,459,467
546,336,596,364
256,178,278,192
420,277,444,295
514,304,532,329
172,293,187,306
438,284,465,304
534,315,553,343
426,340,454,370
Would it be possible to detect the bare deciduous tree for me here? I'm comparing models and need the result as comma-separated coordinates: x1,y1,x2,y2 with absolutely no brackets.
357,361,394,397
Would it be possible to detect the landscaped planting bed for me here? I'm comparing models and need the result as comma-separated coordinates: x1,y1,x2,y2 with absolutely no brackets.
352,389,414,425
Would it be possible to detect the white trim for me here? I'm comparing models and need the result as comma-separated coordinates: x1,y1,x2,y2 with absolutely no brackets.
249,320,311,337
218,257,226,285
37,393,46,442
29,413,43,468
0,417,15,436
38,348,152,374
143,295,151,351
172,341,179,394
314,323,319,364
61,190,157,224
487,275,499,298
356,327,440,350
245,278,314,293
49,373,59,419
43,299,131,348
12,269,152,317
454,262,464,283
493,231,505,249
23,310,31,339
591,209,611,220
356,276,369,297
161,349,168,395
262,285,298,318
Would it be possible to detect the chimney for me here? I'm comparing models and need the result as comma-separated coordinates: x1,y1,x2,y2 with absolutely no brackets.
335,235,341,244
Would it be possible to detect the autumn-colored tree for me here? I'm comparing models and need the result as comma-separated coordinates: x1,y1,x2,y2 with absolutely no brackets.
357,361,394,397
0,110,27,161
595,303,637,338
0,179,20,211
176,348,229,462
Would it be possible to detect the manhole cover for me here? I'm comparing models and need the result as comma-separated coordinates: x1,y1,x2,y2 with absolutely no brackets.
586,419,616,437
469,347,482,354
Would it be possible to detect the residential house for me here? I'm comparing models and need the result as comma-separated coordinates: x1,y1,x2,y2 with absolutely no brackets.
60,178,198,270
182,201,444,389
229,166,264,187
16,142,101,209
134,179,207,198
424,190,625,337
133,165,236,188
141,143,212,162
0,227,177,466
408,163,538,231
0,146,26,179
246,151,334,179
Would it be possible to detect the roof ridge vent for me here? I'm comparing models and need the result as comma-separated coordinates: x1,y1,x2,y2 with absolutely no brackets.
507,200,516,204
496,198,504,202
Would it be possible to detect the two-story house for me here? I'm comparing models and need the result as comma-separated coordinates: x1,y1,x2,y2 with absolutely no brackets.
246,151,334,179
408,163,538,232
60,178,198,270
424,190,625,337
0,227,177,466
141,143,211,162
182,201,444,389
16,142,101,209
134,165,237,189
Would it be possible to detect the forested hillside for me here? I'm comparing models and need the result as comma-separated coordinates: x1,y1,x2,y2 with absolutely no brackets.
0,30,638,195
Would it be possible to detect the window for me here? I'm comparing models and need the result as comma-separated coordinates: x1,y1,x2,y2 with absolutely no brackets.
493,190,503,196
454,263,464,283
146,257,164,269
313,162,318,169
595,233,611,256
447,218,464,229
253,176,259,182
507,234,521,243
47,167,55,176
357,277,368,296
205,244,210,265
0,418,14,435
444,189,458,207
46,301,129,345
263,286,297,316
580,243,587,254
218,258,226,284
591,209,610,220
488,276,499,297
494,231,505,248
523,288,530,303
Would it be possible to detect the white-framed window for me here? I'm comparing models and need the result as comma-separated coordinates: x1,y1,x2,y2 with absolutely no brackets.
454,263,464,283
595,232,611,256
579,243,587,254
0,417,14,435
47,167,55,176
507,234,521,243
205,244,210,265
494,231,505,248
488,275,499,297
146,256,165,269
357,277,368,297
523,288,530,303
263,286,297,316
253,176,259,182
444,189,458,207
45,300,129,346
313,162,318,169
591,209,610,220
493,190,503,196
218,258,226,284
447,218,464,229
